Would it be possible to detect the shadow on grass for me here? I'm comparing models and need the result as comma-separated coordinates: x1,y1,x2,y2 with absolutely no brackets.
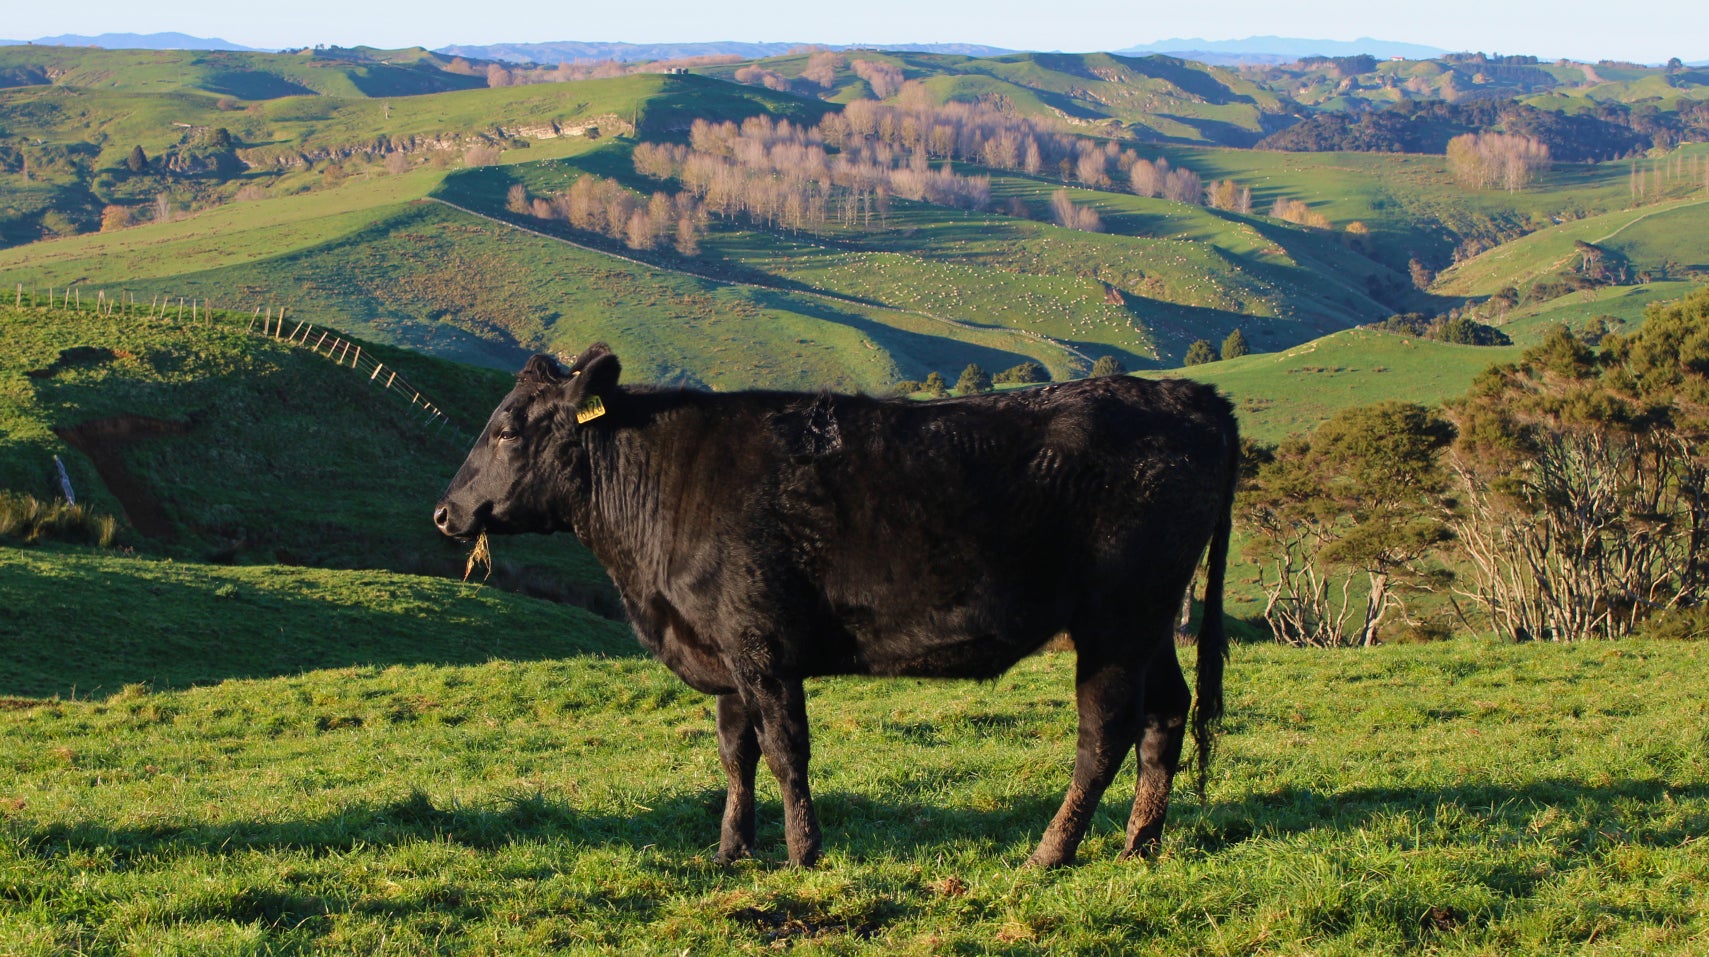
21,775,1703,869
17,785,1045,865
17,788,953,938
1185,777,1709,893
12,773,1701,937
0,545,642,699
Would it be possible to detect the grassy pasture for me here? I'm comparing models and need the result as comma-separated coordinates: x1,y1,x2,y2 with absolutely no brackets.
1433,196,1709,298
1,544,1704,954
1155,328,1521,445
0,301,610,590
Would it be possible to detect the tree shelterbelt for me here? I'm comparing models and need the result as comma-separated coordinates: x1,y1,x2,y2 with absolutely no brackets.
1239,285,1709,646
1446,288,1709,642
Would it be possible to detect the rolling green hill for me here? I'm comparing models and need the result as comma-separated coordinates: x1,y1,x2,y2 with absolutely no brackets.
0,299,610,599
0,45,490,99
1154,327,1522,444
0,127,1414,384
0,62,823,246
1434,196,1709,297
698,50,1295,145
4,51,1704,429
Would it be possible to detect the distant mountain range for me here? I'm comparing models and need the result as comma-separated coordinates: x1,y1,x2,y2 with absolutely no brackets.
4,32,1458,66
18,32,1680,67
435,41,1016,64
2,32,264,51
1118,36,1450,64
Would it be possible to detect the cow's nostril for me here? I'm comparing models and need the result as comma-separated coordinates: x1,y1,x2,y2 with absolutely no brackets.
433,505,450,530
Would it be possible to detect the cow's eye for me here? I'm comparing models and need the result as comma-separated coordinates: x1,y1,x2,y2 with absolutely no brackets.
496,426,519,441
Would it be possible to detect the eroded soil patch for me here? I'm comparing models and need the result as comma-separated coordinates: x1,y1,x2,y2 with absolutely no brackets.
54,416,189,540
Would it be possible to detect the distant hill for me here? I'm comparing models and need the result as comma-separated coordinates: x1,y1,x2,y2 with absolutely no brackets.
438,40,1015,65
1120,35,1449,63
10,32,262,51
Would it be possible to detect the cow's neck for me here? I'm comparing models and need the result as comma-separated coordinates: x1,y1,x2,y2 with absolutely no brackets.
569,395,714,595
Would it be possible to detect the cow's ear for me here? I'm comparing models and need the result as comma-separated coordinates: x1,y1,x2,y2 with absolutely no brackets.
568,349,621,425
574,346,622,396
518,354,566,384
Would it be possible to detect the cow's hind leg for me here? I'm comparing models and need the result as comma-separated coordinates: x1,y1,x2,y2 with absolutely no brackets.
1121,649,1190,860
1025,649,1145,868
714,693,760,864
741,674,823,867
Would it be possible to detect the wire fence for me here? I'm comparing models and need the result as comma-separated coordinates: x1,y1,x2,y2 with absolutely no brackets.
247,309,468,443
15,283,470,445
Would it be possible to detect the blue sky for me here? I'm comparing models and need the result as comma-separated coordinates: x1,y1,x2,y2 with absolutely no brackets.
5,0,1704,64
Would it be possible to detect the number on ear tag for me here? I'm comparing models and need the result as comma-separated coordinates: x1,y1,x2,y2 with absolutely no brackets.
575,395,607,424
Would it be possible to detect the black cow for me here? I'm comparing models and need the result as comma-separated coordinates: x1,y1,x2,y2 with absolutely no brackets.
435,344,1239,867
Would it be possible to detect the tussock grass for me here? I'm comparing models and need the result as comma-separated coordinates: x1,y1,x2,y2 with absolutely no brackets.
0,491,119,547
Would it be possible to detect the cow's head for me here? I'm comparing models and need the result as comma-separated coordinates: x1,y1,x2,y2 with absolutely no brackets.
433,344,622,541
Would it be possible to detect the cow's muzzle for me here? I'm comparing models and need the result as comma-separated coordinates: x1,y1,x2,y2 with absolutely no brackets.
433,501,481,541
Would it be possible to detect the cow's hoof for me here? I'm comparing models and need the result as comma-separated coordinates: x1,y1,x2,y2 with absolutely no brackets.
1022,849,1076,869
786,848,822,869
713,847,752,866
1116,844,1159,862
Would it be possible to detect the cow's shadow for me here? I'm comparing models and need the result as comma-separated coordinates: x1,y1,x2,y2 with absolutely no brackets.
22,776,1702,870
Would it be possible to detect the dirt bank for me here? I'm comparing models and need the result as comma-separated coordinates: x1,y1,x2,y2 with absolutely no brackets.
54,416,190,541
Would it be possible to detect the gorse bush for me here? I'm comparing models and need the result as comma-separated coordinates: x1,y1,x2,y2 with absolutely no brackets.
0,492,120,547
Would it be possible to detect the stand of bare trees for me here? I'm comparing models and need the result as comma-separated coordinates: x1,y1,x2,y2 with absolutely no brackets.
1446,132,1552,192
634,115,992,234
707,80,1253,212
508,176,707,255
480,54,745,87
1128,156,1204,204
1269,197,1331,228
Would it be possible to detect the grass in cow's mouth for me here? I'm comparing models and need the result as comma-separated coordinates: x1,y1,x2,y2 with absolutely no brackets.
463,531,492,583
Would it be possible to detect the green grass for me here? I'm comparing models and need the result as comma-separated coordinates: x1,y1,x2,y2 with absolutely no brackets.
0,546,633,697
1154,327,1521,445
1496,280,1700,344
0,46,485,101
1433,195,1709,298
0,300,609,590
2,543,1704,953
1150,146,1641,275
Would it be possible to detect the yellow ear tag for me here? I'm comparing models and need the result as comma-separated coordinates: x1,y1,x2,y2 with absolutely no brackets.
575,394,607,424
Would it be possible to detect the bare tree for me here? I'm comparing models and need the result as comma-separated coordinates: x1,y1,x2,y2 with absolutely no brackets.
1074,149,1111,187
505,184,530,214
851,59,904,98
1050,189,1103,232
1446,132,1551,192
1163,167,1203,205
802,51,843,88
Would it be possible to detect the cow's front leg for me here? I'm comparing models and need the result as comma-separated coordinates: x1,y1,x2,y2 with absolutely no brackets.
714,692,760,864
742,674,821,867
1026,652,1143,867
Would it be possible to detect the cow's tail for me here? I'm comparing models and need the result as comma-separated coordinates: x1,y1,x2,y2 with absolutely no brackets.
1191,427,1238,799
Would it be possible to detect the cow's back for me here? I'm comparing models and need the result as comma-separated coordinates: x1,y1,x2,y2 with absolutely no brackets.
780,376,1235,678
